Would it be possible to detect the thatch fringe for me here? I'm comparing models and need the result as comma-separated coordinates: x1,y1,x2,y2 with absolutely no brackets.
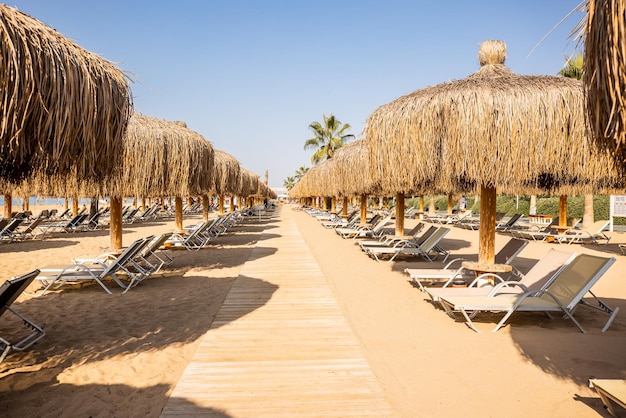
584,0,626,166
0,5,132,182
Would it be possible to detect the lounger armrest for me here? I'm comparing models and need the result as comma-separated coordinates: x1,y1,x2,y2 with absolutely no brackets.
487,281,530,296
443,258,467,269
466,273,506,288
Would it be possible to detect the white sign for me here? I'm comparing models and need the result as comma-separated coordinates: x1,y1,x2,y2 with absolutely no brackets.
611,195,626,217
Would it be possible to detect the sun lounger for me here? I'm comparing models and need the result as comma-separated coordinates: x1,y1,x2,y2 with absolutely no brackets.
33,237,152,295
439,254,618,332
321,211,359,229
0,270,46,362
0,218,24,243
405,238,528,290
510,217,560,241
589,378,626,417
9,218,47,241
357,222,425,249
363,226,450,263
336,214,392,239
166,220,216,250
424,249,577,303
551,220,611,245
334,214,382,234
495,213,523,232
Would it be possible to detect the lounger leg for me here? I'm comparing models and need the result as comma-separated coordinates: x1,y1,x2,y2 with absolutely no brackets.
457,308,482,333
0,338,12,363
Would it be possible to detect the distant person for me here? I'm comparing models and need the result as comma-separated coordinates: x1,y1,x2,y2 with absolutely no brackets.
459,196,466,211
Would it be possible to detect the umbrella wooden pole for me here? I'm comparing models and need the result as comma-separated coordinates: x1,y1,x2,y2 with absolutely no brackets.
23,196,29,211
110,196,123,251
229,196,235,212
395,192,405,236
342,197,348,218
447,194,453,214
559,195,568,227
202,195,209,221
72,196,79,216
583,194,594,228
419,195,424,214
218,194,225,215
141,198,146,212
175,197,183,233
331,196,337,214
3,194,11,218
360,194,368,224
64,197,69,211
428,194,436,215
478,185,497,265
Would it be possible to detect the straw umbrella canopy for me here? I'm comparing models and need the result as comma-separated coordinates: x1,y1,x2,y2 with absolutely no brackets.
365,40,620,265
0,5,132,183
108,113,214,199
583,0,626,169
110,113,213,243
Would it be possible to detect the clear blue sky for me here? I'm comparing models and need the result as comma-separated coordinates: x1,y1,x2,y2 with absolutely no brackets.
9,1,584,189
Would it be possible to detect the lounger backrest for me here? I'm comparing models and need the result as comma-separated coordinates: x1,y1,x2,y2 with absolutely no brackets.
142,233,174,256
64,215,81,227
542,254,615,310
101,238,151,277
419,227,450,252
519,249,578,291
372,215,392,232
2,218,23,234
185,221,211,241
20,218,43,234
406,222,424,237
494,238,528,265
505,213,522,226
367,214,381,227
537,216,559,233
414,226,438,246
0,270,40,316
586,220,610,235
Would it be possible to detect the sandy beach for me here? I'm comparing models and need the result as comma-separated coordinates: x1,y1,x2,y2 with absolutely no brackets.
0,204,625,417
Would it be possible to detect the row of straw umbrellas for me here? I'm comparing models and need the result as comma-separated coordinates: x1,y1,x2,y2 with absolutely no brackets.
290,36,625,267
0,5,275,250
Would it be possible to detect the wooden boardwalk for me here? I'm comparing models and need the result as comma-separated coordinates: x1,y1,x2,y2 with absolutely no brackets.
161,208,393,417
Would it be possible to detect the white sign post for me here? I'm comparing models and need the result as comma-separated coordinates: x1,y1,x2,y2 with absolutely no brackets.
609,195,626,231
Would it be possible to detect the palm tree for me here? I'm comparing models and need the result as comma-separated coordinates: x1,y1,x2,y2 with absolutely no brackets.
294,165,309,181
558,53,583,80
304,114,355,164
283,176,296,191
559,52,594,228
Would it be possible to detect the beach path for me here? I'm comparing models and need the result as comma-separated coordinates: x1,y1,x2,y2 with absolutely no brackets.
160,207,394,417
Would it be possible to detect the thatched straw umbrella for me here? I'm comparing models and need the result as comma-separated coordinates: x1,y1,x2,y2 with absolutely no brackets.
0,5,132,183
212,150,241,216
365,40,620,265
583,0,626,168
329,139,383,227
112,114,214,242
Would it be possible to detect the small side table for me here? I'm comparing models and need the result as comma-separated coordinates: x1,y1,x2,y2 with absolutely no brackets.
550,225,574,235
461,261,513,285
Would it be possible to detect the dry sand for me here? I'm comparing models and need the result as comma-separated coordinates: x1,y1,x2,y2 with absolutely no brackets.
0,204,625,417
